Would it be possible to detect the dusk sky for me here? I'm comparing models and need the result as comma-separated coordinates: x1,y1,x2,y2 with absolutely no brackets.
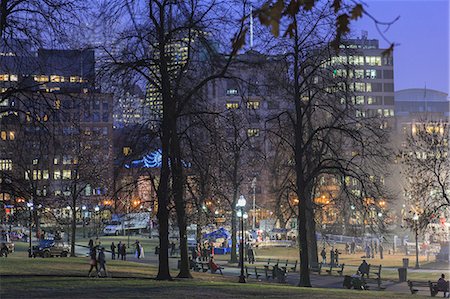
352,0,449,94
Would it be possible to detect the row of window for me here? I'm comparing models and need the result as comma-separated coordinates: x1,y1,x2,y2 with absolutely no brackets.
333,69,381,79
329,55,386,66
226,101,260,110
0,131,15,141
25,169,75,180
0,159,12,170
0,74,18,81
34,75,85,83
355,109,395,118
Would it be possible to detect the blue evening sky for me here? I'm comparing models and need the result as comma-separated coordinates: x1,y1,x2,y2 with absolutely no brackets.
352,0,449,94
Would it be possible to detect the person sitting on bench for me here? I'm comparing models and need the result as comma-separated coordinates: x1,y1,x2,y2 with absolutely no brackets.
209,257,221,274
357,260,369,278
435,273,449,297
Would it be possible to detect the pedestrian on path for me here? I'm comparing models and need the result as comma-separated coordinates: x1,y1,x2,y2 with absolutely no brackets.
121,243,127,260
98,247,108,277
88,247,99,277
321,248,326,264
330,248,335,266
334,248,340,265
110,242,116,260
379,243,384,259
135,240,141,259
117,241,122,260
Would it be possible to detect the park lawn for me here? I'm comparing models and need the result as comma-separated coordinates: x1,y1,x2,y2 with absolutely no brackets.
0,255,154,277
0,276,428,299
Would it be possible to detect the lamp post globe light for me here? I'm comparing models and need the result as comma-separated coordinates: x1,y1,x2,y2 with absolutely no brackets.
412,213,420,269
236,195,246,283
26,201,34,258
82,205,87,238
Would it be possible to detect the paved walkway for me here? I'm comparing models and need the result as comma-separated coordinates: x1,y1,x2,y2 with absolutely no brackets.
73,245,437,294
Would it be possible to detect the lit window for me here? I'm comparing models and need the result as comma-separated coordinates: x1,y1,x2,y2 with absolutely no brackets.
54,158,59,165
226,102,239,109
63,156,72,165
70,76,81,83
247,101,260,109
33,159,38,165
63,170,71,179
0,74,9,81
43,170,49,180
247,128,260,137
10,74,18,81
54,170,61,180
123,147,132,156
33,170,42,180
34,75,49,83
226,89,238,96
0,159,12,170
8,131,14,140
0,131,6,140
50,75,63,82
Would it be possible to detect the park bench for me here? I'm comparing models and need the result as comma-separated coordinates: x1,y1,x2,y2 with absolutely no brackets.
280,260,298,273
310,263,323,275
245,266,262,279
325,263,345,276
364,264,383,289
407,280,437,296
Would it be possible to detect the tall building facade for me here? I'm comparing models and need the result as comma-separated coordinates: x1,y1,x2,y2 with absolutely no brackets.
0,40,113,225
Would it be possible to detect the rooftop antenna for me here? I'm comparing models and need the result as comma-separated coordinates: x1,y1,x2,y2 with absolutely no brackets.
250,4,254,49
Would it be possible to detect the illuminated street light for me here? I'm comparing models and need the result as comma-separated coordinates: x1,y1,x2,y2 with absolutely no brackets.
236,195,246,283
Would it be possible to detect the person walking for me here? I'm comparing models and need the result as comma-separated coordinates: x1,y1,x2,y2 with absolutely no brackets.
110,242,116,260
88,246,99,277
334,248,340,265
121,243,127,260
88,239,94,250
247,245,255,264
320,248,326,264
379,243,384,260
330,248,335,266
135,240,141,259
98,247,108,277
365,244,371,258
117,241,122,260
351,240,356,254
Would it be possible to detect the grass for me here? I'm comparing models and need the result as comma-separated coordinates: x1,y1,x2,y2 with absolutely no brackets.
1,276,428,299
0,252,431,299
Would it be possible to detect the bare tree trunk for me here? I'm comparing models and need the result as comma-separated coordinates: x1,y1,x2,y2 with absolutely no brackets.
172,129,191,278
70,203,76,257
230,210,238,263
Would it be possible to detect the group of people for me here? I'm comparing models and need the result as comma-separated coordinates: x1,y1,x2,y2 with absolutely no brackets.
320,247,341,265
109,241,128,260
87,239,107,278
363,241,384,260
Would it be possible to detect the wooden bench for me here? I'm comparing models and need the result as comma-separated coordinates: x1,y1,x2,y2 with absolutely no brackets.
280,260,298,273
325,263,345,276
364,264,383,289
310,263,323,275
245,266,262,279
407,280,436,296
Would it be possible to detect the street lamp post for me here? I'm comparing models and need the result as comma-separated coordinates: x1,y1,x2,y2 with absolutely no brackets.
413,213,420,269
251,177,256,231
82,205,87,238
26,201,33,258
94,206,100,238
236,195,246,283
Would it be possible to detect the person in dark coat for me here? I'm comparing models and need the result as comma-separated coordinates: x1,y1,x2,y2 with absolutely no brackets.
379,243,384,259
110,242,116,260
247,245,255,264
330,249,335,266
88,239,94,250
334,248,340,265
320,248,326,264
358,260,370,278
135,240,141,259
117,241,122,260
98,247,107,277
121,243,127,260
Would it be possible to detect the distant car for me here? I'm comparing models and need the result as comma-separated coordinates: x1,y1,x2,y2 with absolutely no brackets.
32,239,70,258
